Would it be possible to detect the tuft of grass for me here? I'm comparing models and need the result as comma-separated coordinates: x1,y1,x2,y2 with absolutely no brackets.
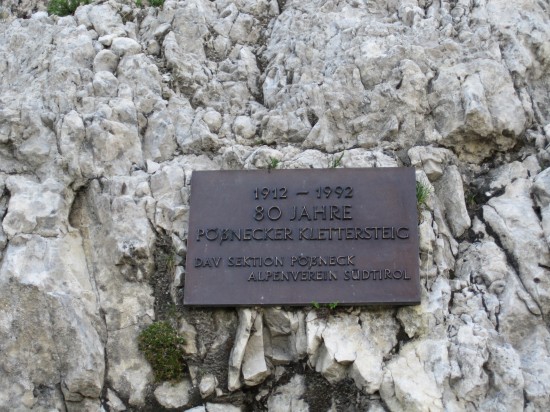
311,301,338,310
47,0,89,16
327,301,339,310
267,157,280,171
138,321,187,382
416,179,432,212
329,152,345,168
465,189,478,210
149,0,165,6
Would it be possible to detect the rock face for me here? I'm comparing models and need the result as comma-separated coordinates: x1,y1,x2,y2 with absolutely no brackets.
0,0,549,410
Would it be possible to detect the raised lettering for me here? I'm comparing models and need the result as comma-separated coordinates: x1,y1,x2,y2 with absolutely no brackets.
397,227,409,239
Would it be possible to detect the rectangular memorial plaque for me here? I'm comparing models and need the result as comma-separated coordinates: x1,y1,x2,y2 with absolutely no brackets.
184,168,420,306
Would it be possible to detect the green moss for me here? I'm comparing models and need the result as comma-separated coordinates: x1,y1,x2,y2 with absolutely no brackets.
138,321,187,382
149,0,165,7
47,0,89,16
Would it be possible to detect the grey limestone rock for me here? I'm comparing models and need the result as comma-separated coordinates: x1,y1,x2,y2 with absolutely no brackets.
380,339,449,412
263,308,307,365
266,375,309,412
227,308,254,391
1,0,550,410
107,389,127,412
408,146,453,181
0,232,105,408
242,311,270,386
93,49,119,73
154,379,192,409
199,374,218,398
483,178,550,317
206,403,243,412
433,165,471,237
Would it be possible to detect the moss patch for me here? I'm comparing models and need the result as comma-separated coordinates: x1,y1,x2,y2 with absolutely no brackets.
138,321,187,382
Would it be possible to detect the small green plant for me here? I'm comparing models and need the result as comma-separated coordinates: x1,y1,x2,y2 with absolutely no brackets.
267,157,280,171
135,0,143,7
311,301,338,310
416,179,432,212
309,301,340,321
47,0,89,16
465,190,478,209
149,0,165,6
329,152,345,168
138,321,186,382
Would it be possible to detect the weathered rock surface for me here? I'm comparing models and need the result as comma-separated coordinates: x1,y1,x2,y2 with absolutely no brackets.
199,374,218,398
0,0,549,410
154,379,192,409
266,375,309,412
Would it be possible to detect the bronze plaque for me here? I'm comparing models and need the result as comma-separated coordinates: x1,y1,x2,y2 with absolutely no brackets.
184,168,420,306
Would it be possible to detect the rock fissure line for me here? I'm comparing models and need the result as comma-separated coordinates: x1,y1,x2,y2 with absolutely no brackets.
483,203,546,319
